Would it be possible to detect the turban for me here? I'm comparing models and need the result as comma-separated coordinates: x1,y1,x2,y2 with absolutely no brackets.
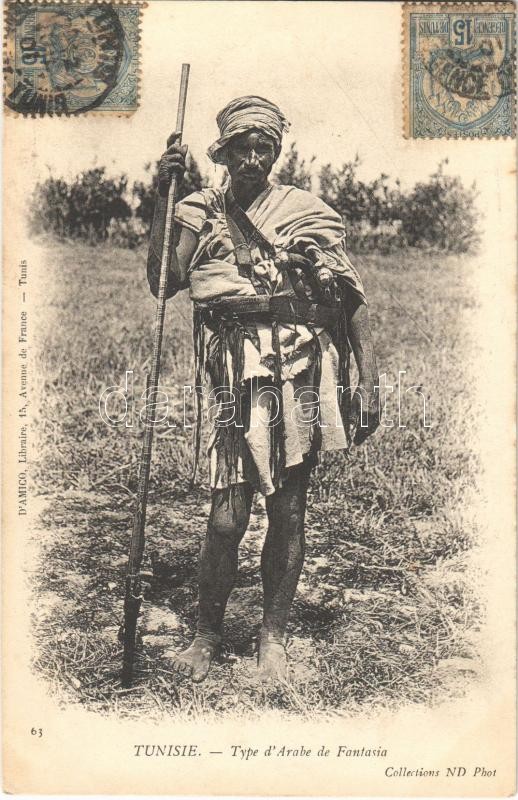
207,95,290,165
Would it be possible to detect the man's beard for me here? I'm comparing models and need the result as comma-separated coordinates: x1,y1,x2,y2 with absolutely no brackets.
236,167,268,186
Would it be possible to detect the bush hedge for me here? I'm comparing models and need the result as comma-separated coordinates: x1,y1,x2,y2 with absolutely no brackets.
28,150,479,254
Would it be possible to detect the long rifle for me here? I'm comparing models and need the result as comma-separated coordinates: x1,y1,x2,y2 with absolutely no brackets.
121,64,190,687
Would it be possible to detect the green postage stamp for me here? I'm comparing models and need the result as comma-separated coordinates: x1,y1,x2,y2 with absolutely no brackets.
403,2,516,138
4,1,144,116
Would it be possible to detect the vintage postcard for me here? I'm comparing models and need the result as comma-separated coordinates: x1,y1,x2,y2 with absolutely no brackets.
2,0,516,795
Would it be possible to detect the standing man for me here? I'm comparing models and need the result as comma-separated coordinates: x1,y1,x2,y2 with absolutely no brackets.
147,96,379,683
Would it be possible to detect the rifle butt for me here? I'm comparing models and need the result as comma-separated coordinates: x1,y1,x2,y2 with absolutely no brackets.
121,577,142,687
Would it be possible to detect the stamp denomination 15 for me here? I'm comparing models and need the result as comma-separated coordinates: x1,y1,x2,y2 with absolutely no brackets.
403,2,516,139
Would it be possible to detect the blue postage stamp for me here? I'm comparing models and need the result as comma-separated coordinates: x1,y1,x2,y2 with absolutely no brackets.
4,1,143,116
404,3,516,138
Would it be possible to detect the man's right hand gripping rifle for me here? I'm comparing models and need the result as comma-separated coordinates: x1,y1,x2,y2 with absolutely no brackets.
147,132,193,298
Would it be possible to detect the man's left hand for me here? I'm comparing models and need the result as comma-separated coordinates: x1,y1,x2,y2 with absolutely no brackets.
349,379,381,446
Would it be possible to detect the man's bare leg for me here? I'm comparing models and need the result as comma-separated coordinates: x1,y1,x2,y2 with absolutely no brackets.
170,482,254,682
258,460,312,681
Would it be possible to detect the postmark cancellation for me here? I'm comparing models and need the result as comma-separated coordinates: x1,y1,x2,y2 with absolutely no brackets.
403,2,516,138
4,1,144,116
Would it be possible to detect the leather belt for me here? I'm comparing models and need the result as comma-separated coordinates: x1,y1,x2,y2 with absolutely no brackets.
196,295,341,327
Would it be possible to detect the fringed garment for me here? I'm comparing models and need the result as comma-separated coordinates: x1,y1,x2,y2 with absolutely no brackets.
173,183,366,496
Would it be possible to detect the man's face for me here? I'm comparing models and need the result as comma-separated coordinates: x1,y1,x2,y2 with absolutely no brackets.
225,129,277,188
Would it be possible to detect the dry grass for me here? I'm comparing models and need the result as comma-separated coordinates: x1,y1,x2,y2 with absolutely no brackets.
30,239,482,719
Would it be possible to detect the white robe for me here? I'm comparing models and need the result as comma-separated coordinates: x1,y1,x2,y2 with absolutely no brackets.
175,183,365,495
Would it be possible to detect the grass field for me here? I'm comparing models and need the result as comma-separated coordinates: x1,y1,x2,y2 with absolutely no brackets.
30,238,482,719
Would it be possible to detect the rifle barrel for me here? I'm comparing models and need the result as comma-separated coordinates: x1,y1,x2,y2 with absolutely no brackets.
121,64,190,687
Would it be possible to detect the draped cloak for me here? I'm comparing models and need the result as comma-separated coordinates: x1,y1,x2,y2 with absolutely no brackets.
148,182,366,496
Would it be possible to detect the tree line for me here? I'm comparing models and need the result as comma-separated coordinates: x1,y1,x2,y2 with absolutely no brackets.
28,144,479,254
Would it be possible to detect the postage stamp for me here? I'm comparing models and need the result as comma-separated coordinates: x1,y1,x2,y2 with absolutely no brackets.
4,1,143,116
403,2,516,138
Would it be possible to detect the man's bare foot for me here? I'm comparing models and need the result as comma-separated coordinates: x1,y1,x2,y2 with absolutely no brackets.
257,634,288,682
168,635,220,683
